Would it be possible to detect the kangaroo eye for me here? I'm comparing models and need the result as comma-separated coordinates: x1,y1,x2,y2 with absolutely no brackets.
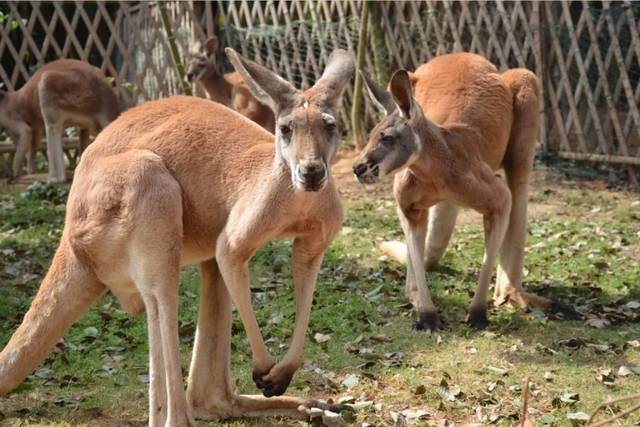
325,122,337,132
380,134,394,146
279,124,292,136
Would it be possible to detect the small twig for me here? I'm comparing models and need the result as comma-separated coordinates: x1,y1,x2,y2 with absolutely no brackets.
587,393,640,427
604,405,624,427
520,376,530,427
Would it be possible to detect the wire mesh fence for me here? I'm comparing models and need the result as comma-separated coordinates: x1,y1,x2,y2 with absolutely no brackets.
0,0,639,167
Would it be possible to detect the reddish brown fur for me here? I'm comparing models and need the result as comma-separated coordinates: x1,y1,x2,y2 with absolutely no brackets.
355,53,553,330
0,59,120,182
0,47,354,425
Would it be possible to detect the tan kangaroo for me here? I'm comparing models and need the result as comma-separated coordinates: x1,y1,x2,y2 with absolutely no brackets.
186,36,275,133
0,49,354,426
353,53,577,331
0,59,120,182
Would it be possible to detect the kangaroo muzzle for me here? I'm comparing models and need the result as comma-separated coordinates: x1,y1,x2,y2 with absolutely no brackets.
352,159,380,184
295,161,327,192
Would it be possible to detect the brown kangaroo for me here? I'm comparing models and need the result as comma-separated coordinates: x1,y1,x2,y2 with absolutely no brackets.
353,53,577,331
186,36,275,133
0,59,120,182
0,49,354,426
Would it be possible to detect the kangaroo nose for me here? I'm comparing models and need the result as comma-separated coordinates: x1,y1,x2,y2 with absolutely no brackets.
301,162,326,182
297,162,327,191
353,162,368,177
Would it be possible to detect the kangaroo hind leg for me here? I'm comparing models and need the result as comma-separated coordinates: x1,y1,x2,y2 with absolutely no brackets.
126,152,195,427
496,69,572,315
425,201,459,269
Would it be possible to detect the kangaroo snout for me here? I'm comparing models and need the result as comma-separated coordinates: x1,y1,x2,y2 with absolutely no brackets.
295,161,327,192
353,160,380,184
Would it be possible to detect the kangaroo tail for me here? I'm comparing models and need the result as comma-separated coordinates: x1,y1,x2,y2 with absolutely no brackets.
0,240,105,395
377,240,409,265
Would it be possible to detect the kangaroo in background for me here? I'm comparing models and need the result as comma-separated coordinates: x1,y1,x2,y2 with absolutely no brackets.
0,48,354,426
0,59,120,183
353,53,577,331
186,36,275,133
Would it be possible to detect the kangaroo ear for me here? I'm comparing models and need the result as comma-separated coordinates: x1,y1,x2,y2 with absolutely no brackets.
361,71,395,115
225,48,298,112
308,49,355,111
204,36,219,58
389,69,418,120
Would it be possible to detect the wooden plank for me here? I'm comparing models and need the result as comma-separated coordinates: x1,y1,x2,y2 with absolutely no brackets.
558,151,640,166
532,1,547,149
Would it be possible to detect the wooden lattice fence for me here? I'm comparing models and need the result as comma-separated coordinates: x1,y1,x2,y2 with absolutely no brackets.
1,0,639,169
0,1,208,106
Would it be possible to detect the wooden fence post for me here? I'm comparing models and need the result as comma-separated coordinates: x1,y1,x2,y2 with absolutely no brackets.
532,1,547,151
351,1,370,150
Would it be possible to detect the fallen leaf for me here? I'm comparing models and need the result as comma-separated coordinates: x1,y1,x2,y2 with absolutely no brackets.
596,367,615,385
370,333,392,343
337,395,355,404
381,352,404,367
314,333,332,344
437,378,462,402
349,400,373,411
586,318,610,329
33,368,54,379
625,301,640,310
320,409,346,427
566,411,590,424
617,365,634,377
486,366,509,376
414,384,426,395
341,374,358,389
400,408,429,421
560,392,580,404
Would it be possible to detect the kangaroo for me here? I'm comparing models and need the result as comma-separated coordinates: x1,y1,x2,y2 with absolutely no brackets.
0,49,354,425
186,36,275,133
353,53,576,331
0,59,120,183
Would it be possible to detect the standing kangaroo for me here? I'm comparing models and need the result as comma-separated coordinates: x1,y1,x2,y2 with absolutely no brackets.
0,49,354,425
353,53,574,331
186,36,275,133
0,59,120,182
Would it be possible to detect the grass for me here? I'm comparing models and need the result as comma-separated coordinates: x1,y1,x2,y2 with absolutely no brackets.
0,163,639,427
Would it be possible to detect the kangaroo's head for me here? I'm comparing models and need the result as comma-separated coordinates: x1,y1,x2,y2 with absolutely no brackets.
353,70,425,184
186,36,220,83
227,48,354,192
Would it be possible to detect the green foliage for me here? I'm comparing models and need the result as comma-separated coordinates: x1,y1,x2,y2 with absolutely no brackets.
0,11,24,31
